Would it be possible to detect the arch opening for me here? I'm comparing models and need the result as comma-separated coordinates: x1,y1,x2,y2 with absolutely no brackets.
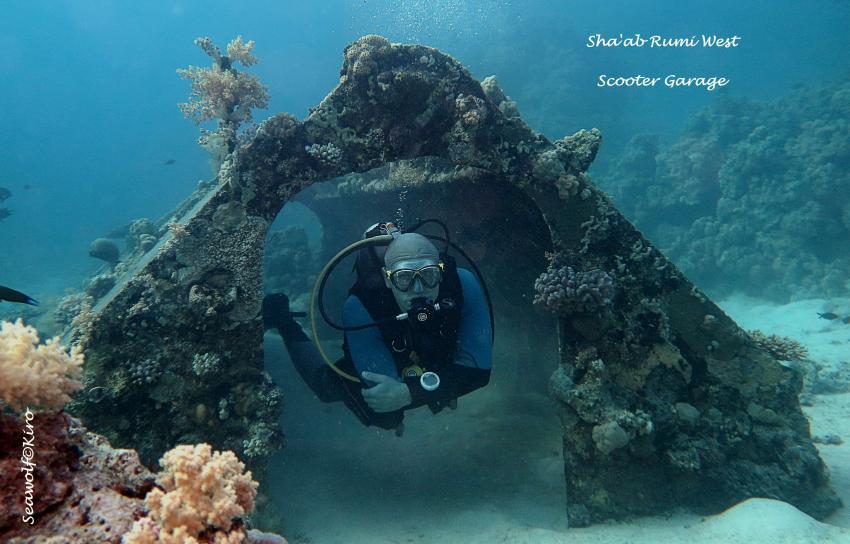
260,157,566,537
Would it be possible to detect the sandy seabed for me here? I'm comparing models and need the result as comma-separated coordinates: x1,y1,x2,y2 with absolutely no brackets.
265,296,850,544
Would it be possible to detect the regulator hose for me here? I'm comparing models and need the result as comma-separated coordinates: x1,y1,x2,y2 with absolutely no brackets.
310,234,395,381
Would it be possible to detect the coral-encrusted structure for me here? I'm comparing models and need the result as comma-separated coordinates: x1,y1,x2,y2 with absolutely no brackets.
70,35,839,526
533,263,615,315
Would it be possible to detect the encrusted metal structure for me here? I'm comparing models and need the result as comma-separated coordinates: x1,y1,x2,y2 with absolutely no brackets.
71,36,839,525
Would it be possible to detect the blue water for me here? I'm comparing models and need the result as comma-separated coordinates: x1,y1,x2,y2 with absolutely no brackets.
2,0,848,296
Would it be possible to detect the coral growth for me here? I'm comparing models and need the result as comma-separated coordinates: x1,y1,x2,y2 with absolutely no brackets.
125,443,258,544
305,142,342,167
178,35,269,168
601,78,850,300
480,75,520,119
128,357,164,386
533,264,614,314
748,329,809,361
341,34,390,79
177,36,268,126
0,319,84,412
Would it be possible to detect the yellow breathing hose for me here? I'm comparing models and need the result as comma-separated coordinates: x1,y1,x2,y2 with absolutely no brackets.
309,234,395,382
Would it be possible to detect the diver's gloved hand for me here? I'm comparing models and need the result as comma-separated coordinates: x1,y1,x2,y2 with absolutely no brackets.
262,293,292,330
361,371,412,413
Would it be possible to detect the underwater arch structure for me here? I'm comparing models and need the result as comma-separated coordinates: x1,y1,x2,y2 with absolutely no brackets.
71,35,840,526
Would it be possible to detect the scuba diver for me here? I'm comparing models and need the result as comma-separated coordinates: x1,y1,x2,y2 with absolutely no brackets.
263,221,493,432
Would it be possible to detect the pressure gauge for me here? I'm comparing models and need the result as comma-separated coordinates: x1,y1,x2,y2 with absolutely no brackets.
420,371,440,391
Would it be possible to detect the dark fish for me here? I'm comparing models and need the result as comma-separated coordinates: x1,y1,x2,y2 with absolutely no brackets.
164,159,176,166
0,208,11,221
843,316,850,325
23,184,31,191
89,237,121,264
0,285,38,305
0,187,10,201
818,312,839,320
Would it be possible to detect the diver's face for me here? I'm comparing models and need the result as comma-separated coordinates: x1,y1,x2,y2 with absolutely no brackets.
384,258,441,312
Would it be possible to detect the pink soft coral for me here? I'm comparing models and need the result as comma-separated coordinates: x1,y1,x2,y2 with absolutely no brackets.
124,443,258,544
0,319,83,412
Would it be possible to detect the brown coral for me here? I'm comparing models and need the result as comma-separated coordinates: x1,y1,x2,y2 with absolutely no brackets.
0,319,84,412
125,443,258,544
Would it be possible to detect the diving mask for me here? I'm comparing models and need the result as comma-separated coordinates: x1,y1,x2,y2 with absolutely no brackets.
386,262,444,291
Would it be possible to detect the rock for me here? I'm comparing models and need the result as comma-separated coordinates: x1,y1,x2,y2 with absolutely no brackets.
88,238,120,264
1,412,154,543
592,421,630,455
675,402,700,425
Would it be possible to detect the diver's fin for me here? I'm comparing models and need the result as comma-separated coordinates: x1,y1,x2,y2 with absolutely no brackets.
0,285,39,305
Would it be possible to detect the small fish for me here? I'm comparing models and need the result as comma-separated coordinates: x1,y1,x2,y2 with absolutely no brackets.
0,208,11,221
22,184,31,191
843,316,850,325
164,159,176,166
818,312,839,320
0,187,10,201
0,285,38,305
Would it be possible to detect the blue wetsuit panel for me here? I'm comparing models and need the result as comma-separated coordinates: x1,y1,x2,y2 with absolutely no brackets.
343,295,400,381
455,268,493,370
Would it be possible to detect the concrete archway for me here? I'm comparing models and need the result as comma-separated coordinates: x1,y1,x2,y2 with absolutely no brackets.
71,35,839,525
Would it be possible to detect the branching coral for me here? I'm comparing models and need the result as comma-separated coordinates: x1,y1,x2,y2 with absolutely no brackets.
0,319,84,412
124,443,258,544
748,329,809,361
